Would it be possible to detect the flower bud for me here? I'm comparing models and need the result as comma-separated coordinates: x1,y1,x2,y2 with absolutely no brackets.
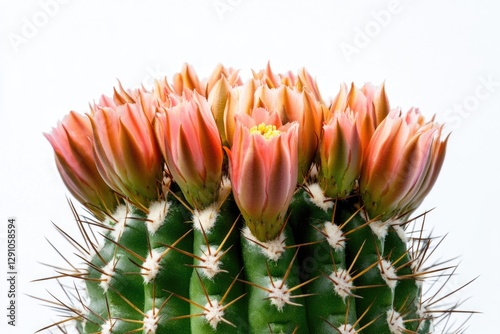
226,108,299,241
318,110,362,198
155,92,223,208
360,108,447,220
90,91,163,211
45,111,119,219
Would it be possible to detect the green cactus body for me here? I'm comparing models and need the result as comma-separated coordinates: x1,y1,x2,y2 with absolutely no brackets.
46,184,448,334
290,184,428,334
188,197,248,334
143,199,194,334
241,224,308,334
290,188,357,333
81,198,195,333
384,225,421,333
87,206,148,333
336,202,399,334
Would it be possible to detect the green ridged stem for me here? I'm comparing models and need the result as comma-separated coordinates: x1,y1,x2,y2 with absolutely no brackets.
144,198,193,334
241,224,308,334
292,190,358,332
189,197,248,333
83,233,113,333
419,317,432,333
384,225,421,332
85,208,148,333
51,188,442,334
337,200,396,334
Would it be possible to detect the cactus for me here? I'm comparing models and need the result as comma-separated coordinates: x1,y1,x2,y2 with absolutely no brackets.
38,63,473,333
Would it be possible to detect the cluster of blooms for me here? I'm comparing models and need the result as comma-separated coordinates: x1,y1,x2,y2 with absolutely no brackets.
46,63,447,241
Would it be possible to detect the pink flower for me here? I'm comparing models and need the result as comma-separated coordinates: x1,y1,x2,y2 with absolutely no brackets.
214,64,324,180
205,63,243,94
225,108,299,241
252,62,323,102
153,63,242,102
360,108,448,220
329,82,390,158
90,91,163,211
154,92,223,208
254,85,324,179
44,111,119,219
212,64,325,161
318,110,362,198
214,78,260,147
252,64,325,179
207,68,246,147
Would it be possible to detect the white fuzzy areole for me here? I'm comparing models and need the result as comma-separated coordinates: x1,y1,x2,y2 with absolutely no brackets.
380,259,398,290
204,299,225,329
242,226,285,262
87,236,105,263
141,249,162,283
199,245,223,279
144,308,159,334
99,260,116,292
415,304,434,332
101,319,116,334
218,177,232,203
369,219,389,241
192,204,219,233
80,307,88,331
323,221,345,251
267,279,290,311
309,164,319,179
410,265,424,288
110,204,128,241
337,324,355,333
306,183,334,211
387,309,405,334
329,268,353,301
416,300,426,319
147,201,171,235
161,171,172,195
391,221,408,244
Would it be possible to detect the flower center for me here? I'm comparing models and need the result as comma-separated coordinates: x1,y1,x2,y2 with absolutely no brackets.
250,123,280,140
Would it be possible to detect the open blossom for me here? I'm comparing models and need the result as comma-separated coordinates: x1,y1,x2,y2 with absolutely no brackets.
253,65,325,172
360,108,448,220
44,111,119,219
212,64,324,179
318,110,362,198
254,85,324,179
154,92,223,208
90,91,163,212
225,108,299,241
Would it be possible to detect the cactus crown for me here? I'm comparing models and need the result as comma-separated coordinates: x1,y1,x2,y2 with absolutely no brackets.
38,63,474,333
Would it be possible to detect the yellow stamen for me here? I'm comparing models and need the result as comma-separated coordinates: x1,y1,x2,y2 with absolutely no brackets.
249,123,280,140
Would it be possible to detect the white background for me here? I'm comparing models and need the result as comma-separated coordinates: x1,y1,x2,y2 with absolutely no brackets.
1,0,499,332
